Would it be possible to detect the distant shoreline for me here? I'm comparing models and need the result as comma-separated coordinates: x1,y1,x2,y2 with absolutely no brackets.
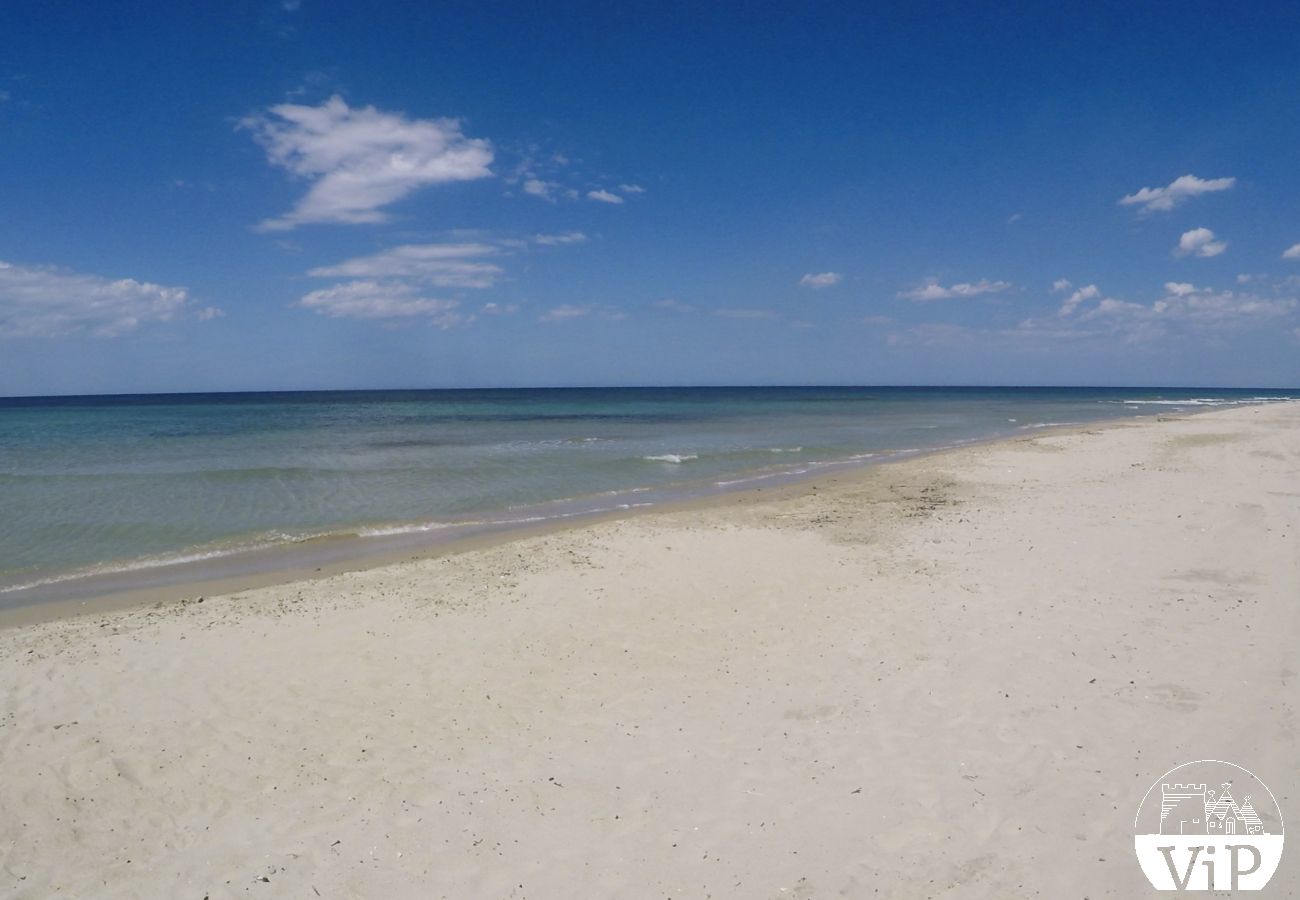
3,396,1294,628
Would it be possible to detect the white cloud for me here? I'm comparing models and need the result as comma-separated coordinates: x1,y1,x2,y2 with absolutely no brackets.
1175,227,1227,258
894,276,1299,348
1051,278,1072,292
1150,282,1296,324
1047,279,1295,334
0,260,200,338
541,304,591,321
481,301,519,315
242,95,493,230
1283,243,1300,260
899,278,1012,301
538,304,627,322
653,298,695,312
532,231,588,246
799,271,842,289
1057,284,1100,317
1118,174,1235,214
1007,212,1023,224
715,308,778,319
619,184,646,194
308,242,502,287
297,280,466,327
197,306,226,321
523,178,557,201
587,189,624,204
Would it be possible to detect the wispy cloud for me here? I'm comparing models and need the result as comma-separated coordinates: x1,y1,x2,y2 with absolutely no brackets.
899,278,1011,301
1118,174,1235,214
297,280,466,326
715,308,778,319
242,95,493,230
1283,243,1300,260
587,189,624,205
300,231,588,324
653,298,695,312
799,271,842,289
0,260,209,338
532,231,587,246
308,242,503,287
522,178,559,201
541,304,589,321
896,278,1298,349
1175,227,1227,258
618,184,646,194
1057,284,1100,316
539,303,627,322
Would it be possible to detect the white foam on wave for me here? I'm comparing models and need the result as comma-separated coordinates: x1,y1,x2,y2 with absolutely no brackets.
643,454,698,463
0,533,324,596
357,521,456,538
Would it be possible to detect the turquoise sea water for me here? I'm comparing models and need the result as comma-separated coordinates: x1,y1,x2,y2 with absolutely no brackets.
1,386,1295,605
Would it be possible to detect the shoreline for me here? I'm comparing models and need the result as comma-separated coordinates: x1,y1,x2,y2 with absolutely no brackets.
1,400,1297,896
0,401,1286,629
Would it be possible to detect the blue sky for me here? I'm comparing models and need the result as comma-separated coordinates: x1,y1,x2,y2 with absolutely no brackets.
1,1,1299,394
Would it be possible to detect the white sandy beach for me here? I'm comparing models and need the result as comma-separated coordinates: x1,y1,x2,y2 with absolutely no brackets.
1,401,1298,898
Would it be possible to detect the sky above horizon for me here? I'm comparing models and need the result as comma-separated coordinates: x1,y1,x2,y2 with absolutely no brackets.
2,1,1299,394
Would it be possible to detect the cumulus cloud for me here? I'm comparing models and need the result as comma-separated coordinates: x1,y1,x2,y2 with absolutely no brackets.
586,189,624,204
1149,282,1296,324
242,95,493,230
308,242,502,287
799,271,842,289
1118,174,1235,214
1049,279,1294,335
1283,243,1300,260
0,260,204,338
899,278,1012,301
1175,227,1227,258
297,280,466,327
619,184,646,194
532,231,587,246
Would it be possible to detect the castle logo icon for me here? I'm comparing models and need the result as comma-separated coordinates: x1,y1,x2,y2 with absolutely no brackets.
1135,760,1284,890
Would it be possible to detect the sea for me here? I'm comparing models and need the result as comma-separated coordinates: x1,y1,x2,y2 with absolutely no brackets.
1,386,1295,609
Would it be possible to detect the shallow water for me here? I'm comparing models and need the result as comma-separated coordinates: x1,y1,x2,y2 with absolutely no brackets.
1,386,1294,603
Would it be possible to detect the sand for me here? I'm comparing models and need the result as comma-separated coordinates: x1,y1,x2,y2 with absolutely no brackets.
1,402,1298,898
